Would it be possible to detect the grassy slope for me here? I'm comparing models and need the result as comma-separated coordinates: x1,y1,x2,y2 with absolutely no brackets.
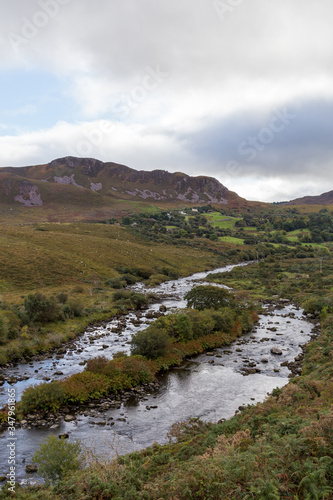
0,222,230,364
0,223,222,295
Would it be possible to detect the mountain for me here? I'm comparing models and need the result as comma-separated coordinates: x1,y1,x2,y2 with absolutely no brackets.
286,190,333,205
0,157,249,220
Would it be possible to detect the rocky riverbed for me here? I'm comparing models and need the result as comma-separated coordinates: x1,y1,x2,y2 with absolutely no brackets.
0,264,319,483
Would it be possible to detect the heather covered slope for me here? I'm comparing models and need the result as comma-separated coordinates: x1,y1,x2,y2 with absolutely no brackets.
286,190,333,206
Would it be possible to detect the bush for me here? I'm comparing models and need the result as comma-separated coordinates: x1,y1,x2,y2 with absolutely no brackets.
149,274,168,286
0,315,8,344
0,310,21,341
302,296,332,317
63,298,85,318
105,278,124,289
154,313,193,341
210,308,235,333
85,355,109,374
63,372,111,403
121,356,156,384
57,292,68,304
113,290,148,310
32,434,82,484
24,292,61,324
121,274,137,285
131,326,170,359
20,381,66,413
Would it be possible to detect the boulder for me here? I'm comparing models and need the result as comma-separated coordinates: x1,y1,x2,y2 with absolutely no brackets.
26,464,38,473
64,414,75,422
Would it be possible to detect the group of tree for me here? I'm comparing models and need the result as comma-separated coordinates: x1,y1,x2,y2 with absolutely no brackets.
0,292,85,345
131,286,255,359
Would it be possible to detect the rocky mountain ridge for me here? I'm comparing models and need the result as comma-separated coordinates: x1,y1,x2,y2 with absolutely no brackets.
286,190,333,206
0,156,242,208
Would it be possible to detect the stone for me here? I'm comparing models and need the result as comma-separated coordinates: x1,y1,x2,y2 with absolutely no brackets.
64,414,75,422
271,347,283,355
26,464,38,473
59,433,69,439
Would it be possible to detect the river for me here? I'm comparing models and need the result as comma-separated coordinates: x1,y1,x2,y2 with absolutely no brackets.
0,262,316,482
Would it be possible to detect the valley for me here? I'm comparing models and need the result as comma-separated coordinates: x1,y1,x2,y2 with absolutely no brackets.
0,158,332,499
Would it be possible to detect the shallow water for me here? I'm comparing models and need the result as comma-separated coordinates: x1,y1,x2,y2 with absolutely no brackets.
0,263,315,483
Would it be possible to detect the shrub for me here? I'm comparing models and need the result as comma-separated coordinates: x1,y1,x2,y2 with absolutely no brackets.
302,296,332,317
174,314,193,341
32,434,82,484
85,355,109,374
63,372,111,403
20,381,66,413
57,292,68,304
154,313,193,341
105,278,124,289
0,315,8,344
0,310,20,341
131,326,170,359
24,292,61,324
121,274,137,285
121,356,156,384
113,290,148,310
239,310,255,332
185,309,215,338
210,308,235,333
149,274,168,286
113,290,132,301
100,359,122,379
65,298,85,318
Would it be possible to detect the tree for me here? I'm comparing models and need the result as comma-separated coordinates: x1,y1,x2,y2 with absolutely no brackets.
131,326,170,359
24,292,60,324
185,285,235,311
32,435,82,484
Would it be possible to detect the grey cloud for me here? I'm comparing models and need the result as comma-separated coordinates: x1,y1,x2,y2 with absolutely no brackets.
2,0,333,87
181,99,333,179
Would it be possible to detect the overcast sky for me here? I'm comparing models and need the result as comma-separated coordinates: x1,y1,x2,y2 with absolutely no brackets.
0,0,332,202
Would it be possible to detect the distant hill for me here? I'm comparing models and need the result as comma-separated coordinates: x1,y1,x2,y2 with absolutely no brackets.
286,190,333,206
0,157,250,220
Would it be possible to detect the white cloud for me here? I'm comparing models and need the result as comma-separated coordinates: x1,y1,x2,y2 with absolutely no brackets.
1,0,333,201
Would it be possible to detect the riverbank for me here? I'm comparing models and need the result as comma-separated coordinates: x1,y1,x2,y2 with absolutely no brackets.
0,221,239,366
2,307,258,427
0,303,327,498
1,251,332,497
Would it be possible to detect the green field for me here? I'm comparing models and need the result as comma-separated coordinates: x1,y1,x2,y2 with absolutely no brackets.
219,236,245,245
205,212,242,229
